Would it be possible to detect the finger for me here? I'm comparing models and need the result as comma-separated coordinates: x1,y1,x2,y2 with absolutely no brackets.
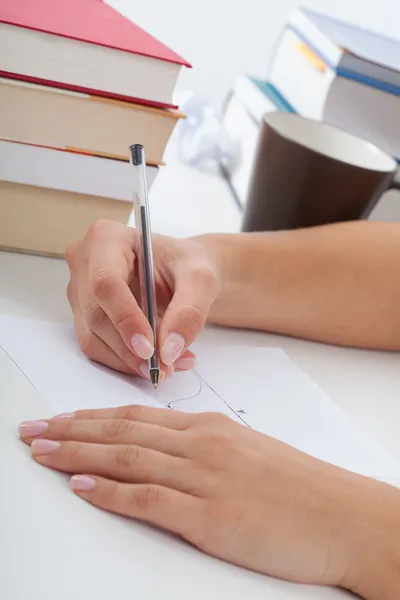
159,268,217,365
70,477,204,545
174,349,197,372
31,440,194,491
68,405,193,430
81,303,168,382
73,309,135,375
20,418,186,457
88,236,154,360
73,302,168,383
68,275,130,372
69,280,131,372
83,301,142,370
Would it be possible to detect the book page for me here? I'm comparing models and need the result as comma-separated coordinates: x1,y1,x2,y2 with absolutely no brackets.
1,314,399,479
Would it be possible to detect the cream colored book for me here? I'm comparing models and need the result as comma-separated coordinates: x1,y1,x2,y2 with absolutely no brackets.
0,78,185,165
0,140,158,257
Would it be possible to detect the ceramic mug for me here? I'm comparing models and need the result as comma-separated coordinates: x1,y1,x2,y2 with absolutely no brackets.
242,112,399,232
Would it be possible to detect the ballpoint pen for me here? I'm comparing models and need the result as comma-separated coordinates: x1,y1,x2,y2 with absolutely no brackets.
129,144,160,389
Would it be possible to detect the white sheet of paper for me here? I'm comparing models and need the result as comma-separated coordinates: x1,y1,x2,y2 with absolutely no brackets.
1,314,399,479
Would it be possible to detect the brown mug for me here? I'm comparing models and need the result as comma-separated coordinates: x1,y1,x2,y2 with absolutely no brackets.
242,113,399,232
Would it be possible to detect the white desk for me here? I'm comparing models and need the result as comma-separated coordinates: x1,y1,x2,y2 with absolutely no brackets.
1,162,399,600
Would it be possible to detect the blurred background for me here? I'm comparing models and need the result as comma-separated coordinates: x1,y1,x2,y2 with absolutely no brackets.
2,0,400,256
107,0,400,109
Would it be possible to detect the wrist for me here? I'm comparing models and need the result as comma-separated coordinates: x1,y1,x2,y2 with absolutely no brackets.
192,233,253,326
340,476,400,600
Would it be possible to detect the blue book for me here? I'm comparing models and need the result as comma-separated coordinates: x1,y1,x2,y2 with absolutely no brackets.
226,74,295,127
288,7,400,96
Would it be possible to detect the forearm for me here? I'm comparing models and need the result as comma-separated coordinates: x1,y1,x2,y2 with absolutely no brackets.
198,221,400,350
341,476,400,600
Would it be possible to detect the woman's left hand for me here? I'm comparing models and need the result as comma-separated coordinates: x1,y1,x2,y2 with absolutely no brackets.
19,406,385,595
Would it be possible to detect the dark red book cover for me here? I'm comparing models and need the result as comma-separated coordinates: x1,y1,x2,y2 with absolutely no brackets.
0,0,191,66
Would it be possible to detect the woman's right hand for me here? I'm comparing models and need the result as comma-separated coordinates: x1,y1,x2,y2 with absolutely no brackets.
65,220,221,383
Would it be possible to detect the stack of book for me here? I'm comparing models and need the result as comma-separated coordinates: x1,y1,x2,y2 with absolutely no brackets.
0,0,190,257
222,7,400,207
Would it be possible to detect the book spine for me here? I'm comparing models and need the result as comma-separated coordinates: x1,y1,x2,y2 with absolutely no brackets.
0,70,179,110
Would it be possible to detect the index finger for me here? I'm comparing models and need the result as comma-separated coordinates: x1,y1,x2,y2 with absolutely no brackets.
55,405,193,430
88,236,154,359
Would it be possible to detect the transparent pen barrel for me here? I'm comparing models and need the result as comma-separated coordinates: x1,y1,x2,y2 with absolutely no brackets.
131,162,158,366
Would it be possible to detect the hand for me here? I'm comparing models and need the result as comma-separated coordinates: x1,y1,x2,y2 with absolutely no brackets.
66,220,220,382
19,407,395,597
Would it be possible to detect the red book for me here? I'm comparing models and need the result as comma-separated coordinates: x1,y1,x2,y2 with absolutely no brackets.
0,0,191,108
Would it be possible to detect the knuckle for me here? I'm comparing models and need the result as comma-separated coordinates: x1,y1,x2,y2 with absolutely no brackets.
197,412,231,428
120,345,137,365
121,405,145,421
178,305,206,337
85,301,107,330
191,265,217,290
197,431,230,454
55,418,74,438
65,242,79,268
86,219,113,240
102,419,136,440
116,444,140,469
63,441,82,463
91,273,117,301
75,409,96,420
78,330,97,359
132,485,161,512
113,312,135,334
66,281,74,305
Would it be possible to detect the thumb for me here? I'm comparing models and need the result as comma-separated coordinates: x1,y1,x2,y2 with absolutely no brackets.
159,268,217,366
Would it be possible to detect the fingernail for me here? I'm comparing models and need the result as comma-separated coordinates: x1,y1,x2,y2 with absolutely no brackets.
167,364,174,377
70,475,96,492
131,334,154,360
140,362,150,379
53,412,75,419
19,420,49,437
161,333,185,366
31,439,60,455
175,356,196,371
159,370,166,385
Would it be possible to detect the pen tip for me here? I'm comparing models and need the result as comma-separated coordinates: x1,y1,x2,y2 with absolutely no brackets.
150,369,159,389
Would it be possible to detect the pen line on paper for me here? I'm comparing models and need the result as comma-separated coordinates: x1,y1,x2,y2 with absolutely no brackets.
0,343,41,394
165,371,251,428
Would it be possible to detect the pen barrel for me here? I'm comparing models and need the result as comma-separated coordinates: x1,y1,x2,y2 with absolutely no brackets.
130,146,159,367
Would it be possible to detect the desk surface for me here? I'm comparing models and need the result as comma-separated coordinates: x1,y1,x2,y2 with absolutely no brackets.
1,162,399,600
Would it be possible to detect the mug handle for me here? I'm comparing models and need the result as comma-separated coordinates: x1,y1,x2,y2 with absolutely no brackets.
390,179,400,191
390,169,400,190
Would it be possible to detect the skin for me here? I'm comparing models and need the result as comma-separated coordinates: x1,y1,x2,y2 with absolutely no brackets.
19,219,400,597
19,407,400,599
65,220,219,382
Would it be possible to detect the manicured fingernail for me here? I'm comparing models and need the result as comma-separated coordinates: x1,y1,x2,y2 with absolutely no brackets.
31,439,60,455
53,412,75,419
70,475,96,492
175,356,196,371
19,420,49,437
161,333,185,366
140,362,150,379
159,370,166,385
131,334,154,360
167,364,174,377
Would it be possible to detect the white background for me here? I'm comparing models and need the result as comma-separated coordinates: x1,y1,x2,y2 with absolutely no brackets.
107,0,400,108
